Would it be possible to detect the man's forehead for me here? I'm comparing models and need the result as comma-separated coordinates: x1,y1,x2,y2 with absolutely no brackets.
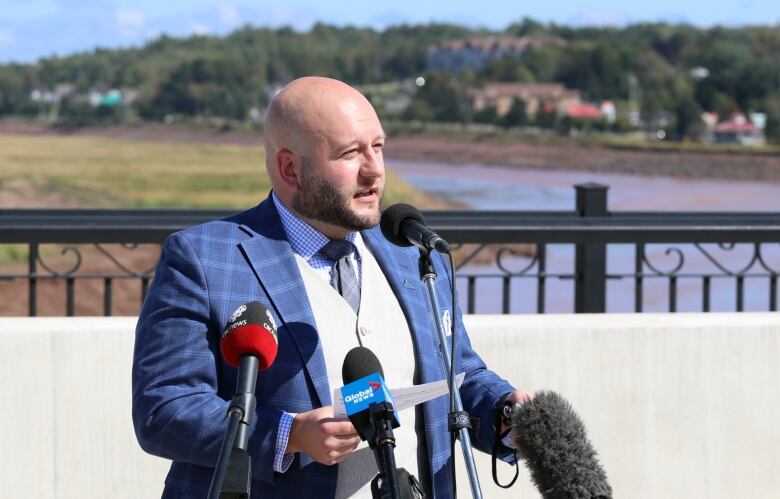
323,124,385,149
314,105,383,145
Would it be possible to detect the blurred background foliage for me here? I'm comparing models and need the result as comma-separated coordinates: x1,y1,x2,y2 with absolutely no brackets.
0,19,778,142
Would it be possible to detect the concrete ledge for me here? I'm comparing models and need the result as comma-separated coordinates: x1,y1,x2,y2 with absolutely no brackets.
462,313,780,498
0,317,170,499
1,313,778,498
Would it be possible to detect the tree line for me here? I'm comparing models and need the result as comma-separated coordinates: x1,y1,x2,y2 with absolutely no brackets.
1,19,778,141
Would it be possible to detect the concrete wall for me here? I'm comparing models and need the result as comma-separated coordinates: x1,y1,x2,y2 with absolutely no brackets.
1,314,778,498
0,317,170,499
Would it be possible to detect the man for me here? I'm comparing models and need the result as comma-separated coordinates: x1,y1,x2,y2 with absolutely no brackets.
133,76,527,498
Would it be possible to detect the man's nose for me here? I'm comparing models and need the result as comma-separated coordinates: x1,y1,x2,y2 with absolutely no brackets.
360,147,384,177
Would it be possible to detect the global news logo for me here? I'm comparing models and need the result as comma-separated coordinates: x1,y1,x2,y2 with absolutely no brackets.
344,381,381,404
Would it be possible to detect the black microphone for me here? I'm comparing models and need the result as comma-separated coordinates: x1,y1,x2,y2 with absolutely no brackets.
510,391,612,499
342,347,402,499
341,346,399,443
380,203,450,253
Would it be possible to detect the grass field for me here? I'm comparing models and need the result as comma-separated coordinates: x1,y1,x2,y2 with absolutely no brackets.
0,134,429,209
0,133,433,264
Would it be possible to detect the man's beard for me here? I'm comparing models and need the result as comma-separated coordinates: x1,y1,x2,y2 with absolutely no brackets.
292,160,383,232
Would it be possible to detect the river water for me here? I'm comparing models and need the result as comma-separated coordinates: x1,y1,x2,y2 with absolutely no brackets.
387,159,780,313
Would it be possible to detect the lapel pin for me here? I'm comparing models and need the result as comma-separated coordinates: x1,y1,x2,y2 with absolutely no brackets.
403,278,416,290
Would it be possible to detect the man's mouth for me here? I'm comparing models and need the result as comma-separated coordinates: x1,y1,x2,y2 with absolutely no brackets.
354,187,378,199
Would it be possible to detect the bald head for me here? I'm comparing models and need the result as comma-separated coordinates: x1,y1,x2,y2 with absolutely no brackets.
264,77,379,179
262,77,386,239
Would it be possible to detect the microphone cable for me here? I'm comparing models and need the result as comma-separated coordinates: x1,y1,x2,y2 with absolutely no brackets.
444,249,479,499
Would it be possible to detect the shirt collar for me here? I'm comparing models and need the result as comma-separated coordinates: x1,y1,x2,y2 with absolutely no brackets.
271,191,357,259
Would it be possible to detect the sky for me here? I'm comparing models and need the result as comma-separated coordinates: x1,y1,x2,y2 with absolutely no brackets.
0,0,779,63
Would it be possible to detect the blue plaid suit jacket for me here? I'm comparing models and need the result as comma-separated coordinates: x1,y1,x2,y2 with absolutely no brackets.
132,195,514,498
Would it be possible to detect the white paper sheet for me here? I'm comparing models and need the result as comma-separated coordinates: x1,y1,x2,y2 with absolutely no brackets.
334,372,465,417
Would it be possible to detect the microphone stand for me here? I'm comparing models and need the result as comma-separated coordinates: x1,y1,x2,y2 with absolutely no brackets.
368,401,402,499
207,355,258,499
418,249,483,499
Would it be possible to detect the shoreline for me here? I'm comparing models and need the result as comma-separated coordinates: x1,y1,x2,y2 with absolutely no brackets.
2,122,780,183
383,134,780,183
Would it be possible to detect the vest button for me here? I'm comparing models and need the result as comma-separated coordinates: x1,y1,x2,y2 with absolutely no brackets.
359,326,370,337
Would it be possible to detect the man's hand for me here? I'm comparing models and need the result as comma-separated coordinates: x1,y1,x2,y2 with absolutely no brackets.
285,406,361,465
501,390,533,433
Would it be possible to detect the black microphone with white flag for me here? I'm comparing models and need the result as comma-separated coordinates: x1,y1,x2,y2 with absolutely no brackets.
380,203,450,254
511,391,612,499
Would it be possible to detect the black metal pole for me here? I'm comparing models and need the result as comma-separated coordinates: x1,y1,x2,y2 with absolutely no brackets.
207,408,243,499
233,355,259,452
575,183,608,313
207,355,259,499
369,402,401,499
28,243,38,316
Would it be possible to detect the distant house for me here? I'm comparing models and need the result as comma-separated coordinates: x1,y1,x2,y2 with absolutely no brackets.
701,112,719,130
470,82,581,117
713,113,765,146
600,101,616,123
565,102,604,120
427,36,564,73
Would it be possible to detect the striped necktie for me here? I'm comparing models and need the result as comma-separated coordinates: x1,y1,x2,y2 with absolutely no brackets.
319,239,361,313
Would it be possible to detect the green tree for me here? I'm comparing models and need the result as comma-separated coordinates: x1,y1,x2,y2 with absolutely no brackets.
143,57,251,119
672,91,704,139
405,72,466,122
764,97,780,145
766,114,779,145
535,108,557,129
403,99,435,122
472,106,499,124
501,98,529,128
0,20,779,126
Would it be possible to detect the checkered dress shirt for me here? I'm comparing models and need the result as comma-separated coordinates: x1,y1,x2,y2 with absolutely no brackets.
270,192,363,472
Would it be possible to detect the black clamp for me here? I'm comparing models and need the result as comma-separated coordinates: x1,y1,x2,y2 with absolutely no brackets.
229,393,257,425
491,400,519,488
447,410,473,432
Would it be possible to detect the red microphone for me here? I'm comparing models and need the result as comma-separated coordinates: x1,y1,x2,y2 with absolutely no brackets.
209,302,279,498
220,301,278,371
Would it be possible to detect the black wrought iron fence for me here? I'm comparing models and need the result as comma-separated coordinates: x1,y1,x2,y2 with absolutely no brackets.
2,183,780,316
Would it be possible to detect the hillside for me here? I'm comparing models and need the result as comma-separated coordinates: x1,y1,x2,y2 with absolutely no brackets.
1,20,778,141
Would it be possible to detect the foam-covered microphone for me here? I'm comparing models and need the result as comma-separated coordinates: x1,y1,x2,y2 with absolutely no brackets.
220,301,278,371
380,203,450,253
511,391,612,499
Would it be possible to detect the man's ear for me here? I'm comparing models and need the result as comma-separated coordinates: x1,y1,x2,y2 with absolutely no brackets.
276,149,301,191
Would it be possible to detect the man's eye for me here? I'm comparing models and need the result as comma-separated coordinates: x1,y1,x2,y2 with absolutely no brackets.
373,143,384,151
342,149,358,158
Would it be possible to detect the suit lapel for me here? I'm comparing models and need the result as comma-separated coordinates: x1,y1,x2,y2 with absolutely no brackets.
362,228,445,384
363,227,450,476
234,198,330,407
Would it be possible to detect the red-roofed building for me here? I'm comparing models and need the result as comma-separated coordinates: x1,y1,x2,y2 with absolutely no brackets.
564,102,604,120
713,113,765,146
